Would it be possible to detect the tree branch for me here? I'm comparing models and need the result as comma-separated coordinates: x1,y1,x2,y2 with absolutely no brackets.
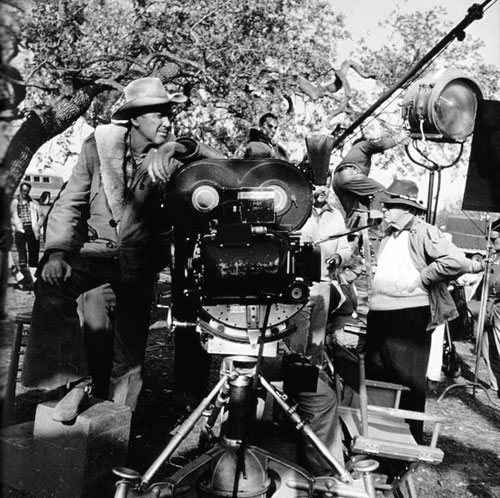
1,85,102,198
151,51,204,71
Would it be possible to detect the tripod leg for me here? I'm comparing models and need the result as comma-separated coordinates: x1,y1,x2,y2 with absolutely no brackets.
141,373,231,488
406,473,418,498
259,375,352,484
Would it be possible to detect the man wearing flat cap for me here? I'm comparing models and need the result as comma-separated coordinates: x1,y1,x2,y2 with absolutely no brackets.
365,178,483,442
21,77,223,422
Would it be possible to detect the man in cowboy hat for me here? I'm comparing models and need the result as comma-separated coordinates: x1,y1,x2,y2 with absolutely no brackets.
21,77,223,422
365,178,483,442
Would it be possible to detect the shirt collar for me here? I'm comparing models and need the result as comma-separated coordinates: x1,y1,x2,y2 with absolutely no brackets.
386,214,416,236
313,203,334,216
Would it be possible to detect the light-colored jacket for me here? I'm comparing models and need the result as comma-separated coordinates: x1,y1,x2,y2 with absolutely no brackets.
299,203,352,280
379,217,482,329
11,197,44,240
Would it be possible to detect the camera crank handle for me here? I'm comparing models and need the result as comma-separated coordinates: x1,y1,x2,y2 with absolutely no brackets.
164,306,196,341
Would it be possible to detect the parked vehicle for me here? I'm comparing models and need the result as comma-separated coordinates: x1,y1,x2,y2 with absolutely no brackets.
16,172,64,210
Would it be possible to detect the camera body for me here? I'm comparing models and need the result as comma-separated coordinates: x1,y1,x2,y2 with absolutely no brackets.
166,158,320,350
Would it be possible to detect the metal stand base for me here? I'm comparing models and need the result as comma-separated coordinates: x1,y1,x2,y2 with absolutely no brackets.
112,356,379,498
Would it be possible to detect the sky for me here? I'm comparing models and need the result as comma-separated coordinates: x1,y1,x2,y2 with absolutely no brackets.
331,0,500,71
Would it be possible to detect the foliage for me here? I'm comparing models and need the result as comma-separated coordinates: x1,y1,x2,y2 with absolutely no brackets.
1,0,498,205
5,0,350,154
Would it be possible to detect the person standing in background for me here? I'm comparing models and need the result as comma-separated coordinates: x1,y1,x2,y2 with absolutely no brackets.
366,179,483,442
11,182,44,290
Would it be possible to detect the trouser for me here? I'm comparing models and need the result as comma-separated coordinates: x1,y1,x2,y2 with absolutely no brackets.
366,306,432,443
78,284,116,400
488,303,500,394
21,253,155,410
427,323,445,381
286,281,344,474
288,281,331,365
332,169,385,218
295,372,344,476
15,226,40,267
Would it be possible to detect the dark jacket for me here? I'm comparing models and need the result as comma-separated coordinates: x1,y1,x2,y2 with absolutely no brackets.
244,128,289,160
335,137,397,176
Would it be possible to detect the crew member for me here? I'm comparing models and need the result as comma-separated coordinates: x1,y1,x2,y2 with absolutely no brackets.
366,179,483,441
332,120,408,221
244,113,289,160
288,184,352,474
469,219,500,395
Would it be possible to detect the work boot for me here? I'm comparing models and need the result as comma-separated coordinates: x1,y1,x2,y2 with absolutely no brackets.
52,377,93,423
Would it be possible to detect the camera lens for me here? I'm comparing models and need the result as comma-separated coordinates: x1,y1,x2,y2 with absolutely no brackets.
267,184,288,214
191,185,220,212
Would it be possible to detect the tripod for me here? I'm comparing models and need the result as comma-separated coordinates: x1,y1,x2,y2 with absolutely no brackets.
113,344,380,497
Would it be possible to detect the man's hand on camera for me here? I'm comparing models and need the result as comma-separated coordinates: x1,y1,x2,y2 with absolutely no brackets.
41,251,72,287
148,142,186,183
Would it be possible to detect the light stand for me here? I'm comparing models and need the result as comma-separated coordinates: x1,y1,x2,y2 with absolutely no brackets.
404,141,464,225
438,215,500,407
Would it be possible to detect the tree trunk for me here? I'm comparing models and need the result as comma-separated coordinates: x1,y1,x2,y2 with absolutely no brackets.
0,86,100,199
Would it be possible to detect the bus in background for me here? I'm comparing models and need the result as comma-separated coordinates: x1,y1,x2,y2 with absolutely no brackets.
16,172,64,213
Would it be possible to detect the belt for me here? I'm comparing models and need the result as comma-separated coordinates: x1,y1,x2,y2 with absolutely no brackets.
334,163,362,175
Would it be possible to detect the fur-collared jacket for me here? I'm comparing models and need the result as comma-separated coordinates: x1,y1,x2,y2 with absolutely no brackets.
44,123,214,282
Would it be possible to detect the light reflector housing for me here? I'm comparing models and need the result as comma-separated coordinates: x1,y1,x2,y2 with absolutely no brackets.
402,68,482,143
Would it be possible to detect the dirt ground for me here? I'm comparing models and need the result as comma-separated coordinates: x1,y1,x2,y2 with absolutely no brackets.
1,278,500,498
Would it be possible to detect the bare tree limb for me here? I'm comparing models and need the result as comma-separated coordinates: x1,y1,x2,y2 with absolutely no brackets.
297,59,377,101
0,85,101,198
1,0,25,11
151,51,204,71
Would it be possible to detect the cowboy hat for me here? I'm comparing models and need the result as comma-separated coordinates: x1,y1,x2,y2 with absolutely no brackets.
380,179,426,211
111,77,187,121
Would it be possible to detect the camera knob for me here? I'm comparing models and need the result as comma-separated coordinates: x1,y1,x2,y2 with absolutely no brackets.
286,281,309,303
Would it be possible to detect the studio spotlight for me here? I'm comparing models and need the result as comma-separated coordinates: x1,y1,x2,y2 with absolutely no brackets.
402,68,482,143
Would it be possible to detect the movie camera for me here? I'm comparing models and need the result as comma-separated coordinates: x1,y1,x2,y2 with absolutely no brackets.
165,157,322,354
